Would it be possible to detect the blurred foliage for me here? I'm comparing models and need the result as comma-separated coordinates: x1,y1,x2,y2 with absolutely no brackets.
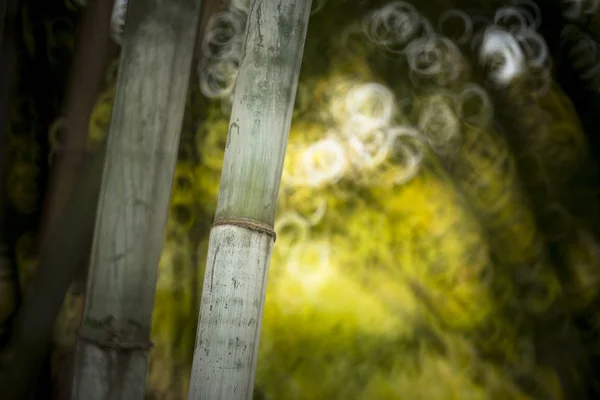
5,0,600,399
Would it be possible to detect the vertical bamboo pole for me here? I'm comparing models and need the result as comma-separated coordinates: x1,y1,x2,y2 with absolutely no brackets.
69,0,203,399
38,0,116,249
188,0,312,399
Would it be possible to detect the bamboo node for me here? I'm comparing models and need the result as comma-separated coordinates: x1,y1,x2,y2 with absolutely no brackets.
212,217,277,240
76,328,153,351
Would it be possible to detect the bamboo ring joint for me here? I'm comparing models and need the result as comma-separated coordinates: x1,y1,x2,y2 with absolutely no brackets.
76,329,154,351
212,217,277,241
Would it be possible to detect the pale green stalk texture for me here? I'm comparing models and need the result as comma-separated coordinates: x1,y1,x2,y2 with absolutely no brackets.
214,0,313,226
70,0,202,398
190,225,273,400
189,0,312,399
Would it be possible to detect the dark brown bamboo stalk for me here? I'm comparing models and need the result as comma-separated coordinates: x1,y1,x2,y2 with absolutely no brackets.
0,1,116,398
38,0,117,250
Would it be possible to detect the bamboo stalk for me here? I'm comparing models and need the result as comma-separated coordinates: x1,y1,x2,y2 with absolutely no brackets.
188,1,313,399
69,0,203,398
0,1,119,398
38,0,116,250
0,144,106,400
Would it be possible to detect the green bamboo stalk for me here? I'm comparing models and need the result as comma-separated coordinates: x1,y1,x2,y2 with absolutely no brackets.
188,0,313,399
69,0,203,398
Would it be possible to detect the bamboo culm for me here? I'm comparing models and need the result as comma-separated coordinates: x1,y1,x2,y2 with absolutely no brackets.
69,0,203,398
188,0,313,399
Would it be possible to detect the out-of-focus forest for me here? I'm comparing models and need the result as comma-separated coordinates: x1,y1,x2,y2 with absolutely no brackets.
3,0,600,399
